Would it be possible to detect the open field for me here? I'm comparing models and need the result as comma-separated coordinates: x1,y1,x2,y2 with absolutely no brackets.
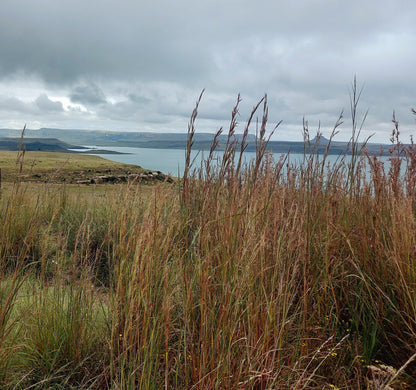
1,98,416,389
0,150,134,172
0,151,172,184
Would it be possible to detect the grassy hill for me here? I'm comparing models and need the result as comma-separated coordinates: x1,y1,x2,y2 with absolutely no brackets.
0,151,172,184
0,137,81,152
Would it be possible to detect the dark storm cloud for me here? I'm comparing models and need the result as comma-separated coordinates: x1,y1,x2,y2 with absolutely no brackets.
1,0,412,86
0,0,214,84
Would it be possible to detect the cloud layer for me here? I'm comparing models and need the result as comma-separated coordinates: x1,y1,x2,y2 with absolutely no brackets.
0,0,415,142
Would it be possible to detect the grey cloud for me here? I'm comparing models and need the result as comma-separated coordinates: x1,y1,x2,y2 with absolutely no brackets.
0,0,414,142
0,94,64,128
70,83,107,105
128,94,151,105
0,94,63,116
1,0,412,86
99,100,139,121
0,96,35,114
98,98,173,125
35,93,63,112
0,0,214,84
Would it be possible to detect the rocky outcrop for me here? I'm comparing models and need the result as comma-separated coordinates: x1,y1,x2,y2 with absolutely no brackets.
14,167,174,185
78,171,173,185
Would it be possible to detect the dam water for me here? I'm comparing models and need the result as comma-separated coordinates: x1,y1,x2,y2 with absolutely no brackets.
78,145,394,178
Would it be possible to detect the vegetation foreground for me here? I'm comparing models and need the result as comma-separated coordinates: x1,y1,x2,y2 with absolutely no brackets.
1,94,416,389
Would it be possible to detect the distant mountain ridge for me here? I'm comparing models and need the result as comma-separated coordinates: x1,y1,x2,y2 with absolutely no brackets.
0,128,391,155
0,137,80,152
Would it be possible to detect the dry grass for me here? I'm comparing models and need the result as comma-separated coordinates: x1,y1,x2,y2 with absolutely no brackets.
0,90,416,389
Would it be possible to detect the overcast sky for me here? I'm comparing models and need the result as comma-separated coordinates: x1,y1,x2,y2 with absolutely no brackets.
0,0,415,142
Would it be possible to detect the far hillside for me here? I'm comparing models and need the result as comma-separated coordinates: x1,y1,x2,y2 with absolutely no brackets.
0,128,392,155
0,137,80,152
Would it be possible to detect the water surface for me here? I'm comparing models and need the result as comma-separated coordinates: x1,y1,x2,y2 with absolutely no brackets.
80,145,393,178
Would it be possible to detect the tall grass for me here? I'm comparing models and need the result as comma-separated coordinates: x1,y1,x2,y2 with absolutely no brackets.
0,91,416,388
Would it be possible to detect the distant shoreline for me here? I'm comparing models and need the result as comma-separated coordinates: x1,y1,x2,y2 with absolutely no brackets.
0,128,394,156
70,148,130,155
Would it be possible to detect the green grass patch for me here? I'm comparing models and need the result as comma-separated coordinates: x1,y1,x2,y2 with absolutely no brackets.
0,150,147,183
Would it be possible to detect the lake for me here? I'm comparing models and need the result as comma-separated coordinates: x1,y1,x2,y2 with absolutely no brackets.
79,145,394,178
79,146,259,176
